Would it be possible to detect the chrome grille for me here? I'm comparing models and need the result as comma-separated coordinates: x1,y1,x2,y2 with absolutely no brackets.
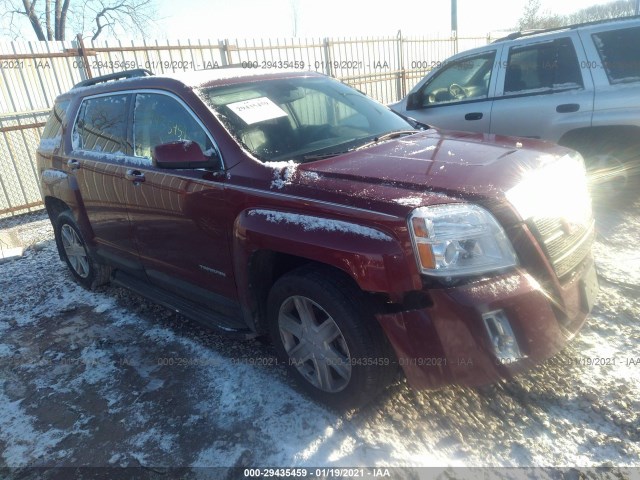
531,217,595,279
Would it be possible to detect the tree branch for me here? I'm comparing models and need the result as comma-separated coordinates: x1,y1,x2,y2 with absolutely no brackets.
45,0,53,39
6,0,156,41
58,0,70,39
90,0,151,40
21,0,47,40
54,0,61,39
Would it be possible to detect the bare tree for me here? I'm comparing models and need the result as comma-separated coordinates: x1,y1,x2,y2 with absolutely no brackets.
566,0,634,24
1,0,155,40
518,0,564,30
518,0,635,30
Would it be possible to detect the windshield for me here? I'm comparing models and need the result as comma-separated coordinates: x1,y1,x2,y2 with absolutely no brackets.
201,76,414,162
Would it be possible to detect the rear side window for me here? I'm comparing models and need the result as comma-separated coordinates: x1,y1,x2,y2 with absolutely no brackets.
592,26,640,84
73,94,131,154
504,38,583,93
40,100,70,152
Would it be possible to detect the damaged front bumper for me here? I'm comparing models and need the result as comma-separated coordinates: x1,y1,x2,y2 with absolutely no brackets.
376,257,597,389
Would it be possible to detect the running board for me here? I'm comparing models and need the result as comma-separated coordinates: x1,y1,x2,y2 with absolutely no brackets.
112,271,254,338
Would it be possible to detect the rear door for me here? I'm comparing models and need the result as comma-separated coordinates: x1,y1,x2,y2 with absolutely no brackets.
490,34,594,143
581,23,640,131
403,50,498,133
68,93,143,274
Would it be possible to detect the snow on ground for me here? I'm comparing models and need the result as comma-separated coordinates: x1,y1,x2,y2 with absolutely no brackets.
0,191,639,474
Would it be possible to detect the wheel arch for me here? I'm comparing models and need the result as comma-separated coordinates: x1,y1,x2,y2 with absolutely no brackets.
558,125,640,162
44,196,71,221
233,208,417,333
246,250,384,334
266,262,399,408
53,209,111,289
45,197,72,260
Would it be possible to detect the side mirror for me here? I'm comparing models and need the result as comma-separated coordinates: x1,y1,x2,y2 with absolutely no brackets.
152,140,221,169
406,91,421,110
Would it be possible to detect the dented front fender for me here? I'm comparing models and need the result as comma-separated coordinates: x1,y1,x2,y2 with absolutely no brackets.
232,208,419,306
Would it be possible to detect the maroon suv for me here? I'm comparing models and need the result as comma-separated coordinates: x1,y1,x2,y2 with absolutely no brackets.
37,68,598,409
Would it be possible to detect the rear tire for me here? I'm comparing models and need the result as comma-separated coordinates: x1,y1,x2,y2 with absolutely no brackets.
268,266,396,410
54,211,111,290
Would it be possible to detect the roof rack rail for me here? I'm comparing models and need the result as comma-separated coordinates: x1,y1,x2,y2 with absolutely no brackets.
73,69,154,88
493,14,640,42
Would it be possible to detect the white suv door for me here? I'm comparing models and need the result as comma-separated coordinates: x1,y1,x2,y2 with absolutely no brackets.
490,34,594,143
399,50,499,133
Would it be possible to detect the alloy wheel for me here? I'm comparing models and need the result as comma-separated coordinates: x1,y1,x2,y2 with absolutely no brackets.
61,224,90,278
278,295,351,393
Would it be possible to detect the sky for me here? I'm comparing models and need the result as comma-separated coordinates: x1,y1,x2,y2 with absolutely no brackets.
150,0,612,39
0,0,618,41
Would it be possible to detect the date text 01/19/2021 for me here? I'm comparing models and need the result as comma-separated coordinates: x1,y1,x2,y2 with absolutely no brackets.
243,467,392,477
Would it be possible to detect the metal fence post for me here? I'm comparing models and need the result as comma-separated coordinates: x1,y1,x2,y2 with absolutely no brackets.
222,39,234,66
396,29,406,102
76,34,93,79
322,38,333,78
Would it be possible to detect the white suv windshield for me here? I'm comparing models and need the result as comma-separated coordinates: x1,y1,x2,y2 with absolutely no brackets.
201,76,414,162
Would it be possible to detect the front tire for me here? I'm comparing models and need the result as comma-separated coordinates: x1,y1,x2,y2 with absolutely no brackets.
268,266,396,410
54,211,110,290
585,153,628,196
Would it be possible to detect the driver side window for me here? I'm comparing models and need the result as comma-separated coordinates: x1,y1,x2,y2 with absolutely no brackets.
418,52,496,106
133,93,214,160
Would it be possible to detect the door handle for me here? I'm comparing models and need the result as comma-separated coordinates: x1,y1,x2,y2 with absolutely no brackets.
67,159,80,170
556,103,580,113
465,112,483,121
125,169,145,183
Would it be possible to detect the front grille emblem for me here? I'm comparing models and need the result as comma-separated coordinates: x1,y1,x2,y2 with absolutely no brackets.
560,219,578,235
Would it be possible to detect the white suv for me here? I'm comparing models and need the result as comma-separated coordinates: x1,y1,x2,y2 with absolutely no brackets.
392,17,640,183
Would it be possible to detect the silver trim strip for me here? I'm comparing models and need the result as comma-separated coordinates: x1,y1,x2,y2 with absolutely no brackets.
226,183,400,220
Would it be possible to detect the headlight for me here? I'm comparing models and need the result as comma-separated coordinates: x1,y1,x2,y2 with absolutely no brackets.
506,152,591,223
409,204,518,277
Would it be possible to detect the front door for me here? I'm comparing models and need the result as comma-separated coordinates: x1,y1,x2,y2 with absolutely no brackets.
405,50,498,133
125,91,240,319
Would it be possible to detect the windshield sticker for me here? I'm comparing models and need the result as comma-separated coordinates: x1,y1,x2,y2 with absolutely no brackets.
226,97,288,125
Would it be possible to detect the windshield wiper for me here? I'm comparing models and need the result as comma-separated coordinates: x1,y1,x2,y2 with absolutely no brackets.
355,130,419,151
302,130,419,161
302,150,352,161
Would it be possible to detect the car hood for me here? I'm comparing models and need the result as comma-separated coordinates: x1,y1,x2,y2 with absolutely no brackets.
299,129,569,200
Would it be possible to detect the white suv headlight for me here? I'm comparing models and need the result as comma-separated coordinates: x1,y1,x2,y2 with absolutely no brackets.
409,204,518,277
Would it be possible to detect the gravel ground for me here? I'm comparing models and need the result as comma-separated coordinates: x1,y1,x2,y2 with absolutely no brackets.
0,190,639,478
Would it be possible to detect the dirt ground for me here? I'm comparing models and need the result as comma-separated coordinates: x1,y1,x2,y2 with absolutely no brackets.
0,187,639,479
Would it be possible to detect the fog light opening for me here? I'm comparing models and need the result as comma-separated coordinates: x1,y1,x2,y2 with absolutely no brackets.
482,310,524,362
